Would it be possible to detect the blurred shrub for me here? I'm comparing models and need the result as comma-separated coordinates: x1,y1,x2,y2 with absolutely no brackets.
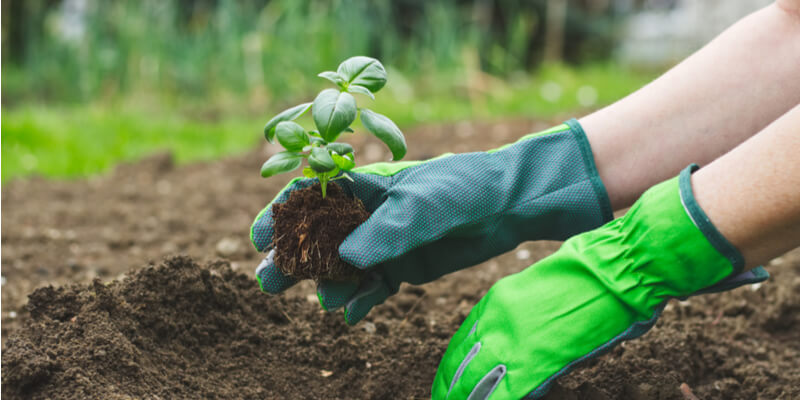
2,0,627,106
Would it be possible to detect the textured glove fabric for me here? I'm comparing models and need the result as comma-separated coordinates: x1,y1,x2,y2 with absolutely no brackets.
432,165,769,400
252,119,614,324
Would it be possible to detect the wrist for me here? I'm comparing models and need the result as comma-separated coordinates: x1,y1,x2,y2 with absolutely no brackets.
490,119,613,239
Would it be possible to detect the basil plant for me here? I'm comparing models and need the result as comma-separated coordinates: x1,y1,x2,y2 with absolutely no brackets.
260,56,407,198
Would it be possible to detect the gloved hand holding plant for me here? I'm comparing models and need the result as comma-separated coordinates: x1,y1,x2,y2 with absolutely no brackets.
253,56,407,285
252,57,616,325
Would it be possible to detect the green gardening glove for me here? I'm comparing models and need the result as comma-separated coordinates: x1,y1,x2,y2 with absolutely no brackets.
432,164,768,399
252,119,613,324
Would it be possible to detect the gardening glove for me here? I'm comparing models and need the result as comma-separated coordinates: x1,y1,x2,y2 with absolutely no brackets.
252,119,614,324
432,164,769,400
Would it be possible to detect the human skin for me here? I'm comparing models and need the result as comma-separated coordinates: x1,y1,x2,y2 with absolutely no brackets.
580,1,800,210
693,104,800,270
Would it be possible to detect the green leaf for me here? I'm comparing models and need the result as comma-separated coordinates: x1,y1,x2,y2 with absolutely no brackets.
309,136,327,145
312,89,357,142
326,142,354,155
318,71,345,87
263,102,312,143
332,153,355,170
261,151,303,178
347,85,375,100
359,108,407,160
275,121,309,152
337,56,387,93
344,127,354,133
302,167,317,178
308,147,336,173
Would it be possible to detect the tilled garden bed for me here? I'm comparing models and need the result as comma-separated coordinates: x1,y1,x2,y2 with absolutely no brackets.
3,120,798,399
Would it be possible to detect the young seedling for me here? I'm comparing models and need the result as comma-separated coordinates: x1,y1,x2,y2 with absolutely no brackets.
260,56,407,198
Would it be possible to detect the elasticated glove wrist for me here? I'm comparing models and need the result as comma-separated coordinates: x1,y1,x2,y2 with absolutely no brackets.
251,119,613,324
432,164,768,400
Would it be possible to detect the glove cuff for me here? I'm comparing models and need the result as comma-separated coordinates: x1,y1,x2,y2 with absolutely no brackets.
678,164,745,273
565,118,614,226
488,118,613,233
678,164,769,296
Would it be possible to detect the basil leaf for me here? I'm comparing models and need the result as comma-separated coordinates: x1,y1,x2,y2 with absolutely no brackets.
318,71,345,87
339,172,354,182
309,136,327,145
275,121,309,152
332,152,355,170
260,151,303,178
359,108,407,160
336,56,387,93
308,147,336,173
312,88,357,142
302,167,317,178
347,84,375,100
263,102,312,143
326,142,354,155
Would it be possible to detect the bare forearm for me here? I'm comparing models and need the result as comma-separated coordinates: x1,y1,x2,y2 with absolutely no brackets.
693,103,800,270
581,2,800,209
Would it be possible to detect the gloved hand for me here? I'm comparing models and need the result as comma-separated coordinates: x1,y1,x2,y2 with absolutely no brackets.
432,164,769,400
251,119,614,324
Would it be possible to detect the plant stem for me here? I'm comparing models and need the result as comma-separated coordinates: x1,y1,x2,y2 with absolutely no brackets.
319,174,329,199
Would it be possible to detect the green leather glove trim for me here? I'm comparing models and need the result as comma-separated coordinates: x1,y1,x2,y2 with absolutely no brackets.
486,123,569,153
350,153,453,176
433,167,741,400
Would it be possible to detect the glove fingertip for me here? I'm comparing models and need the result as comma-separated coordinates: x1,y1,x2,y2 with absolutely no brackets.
316,280,359,311
255,253,297,294
250,208,274,252
343,308,359,326
343,278,391,325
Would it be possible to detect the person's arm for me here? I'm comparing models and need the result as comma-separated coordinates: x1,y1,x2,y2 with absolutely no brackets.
582,1,800,209
694,102,800,270
433,104,800,400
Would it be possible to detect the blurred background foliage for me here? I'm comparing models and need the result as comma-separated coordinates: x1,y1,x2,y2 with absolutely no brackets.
2,0,677,181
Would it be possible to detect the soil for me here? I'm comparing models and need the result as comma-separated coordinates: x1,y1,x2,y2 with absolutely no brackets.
2,117,799,399
272,182,369,282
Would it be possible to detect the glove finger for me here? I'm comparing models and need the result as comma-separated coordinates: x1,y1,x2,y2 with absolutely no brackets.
446,345,507,400
316,280,360,311
255,250,298,294
250,177,315,252
342,273,393,325
432,314,481,399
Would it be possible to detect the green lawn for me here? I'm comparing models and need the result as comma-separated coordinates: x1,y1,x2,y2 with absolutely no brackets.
2,64,657,182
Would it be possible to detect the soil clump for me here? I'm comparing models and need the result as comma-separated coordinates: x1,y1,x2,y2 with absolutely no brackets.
2,256,447,399
272,182,369,282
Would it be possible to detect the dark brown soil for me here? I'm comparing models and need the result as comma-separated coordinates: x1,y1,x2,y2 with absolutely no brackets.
272,182,369,282
2,256,447,399
2,118,799,399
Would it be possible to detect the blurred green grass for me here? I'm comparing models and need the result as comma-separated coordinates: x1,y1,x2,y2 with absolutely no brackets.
3,1,666,182
2,63,657,182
